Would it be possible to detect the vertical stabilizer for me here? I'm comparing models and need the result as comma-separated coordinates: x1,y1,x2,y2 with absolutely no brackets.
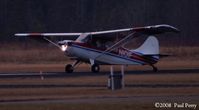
133,36,159,55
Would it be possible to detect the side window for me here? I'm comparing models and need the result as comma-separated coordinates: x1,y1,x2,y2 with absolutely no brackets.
82,36,89,43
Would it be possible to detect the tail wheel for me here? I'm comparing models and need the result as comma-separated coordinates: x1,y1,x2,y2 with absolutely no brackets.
91,64,100,73
65,64,73,73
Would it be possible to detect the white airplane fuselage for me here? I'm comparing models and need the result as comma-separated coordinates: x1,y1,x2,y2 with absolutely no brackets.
65,42,158,65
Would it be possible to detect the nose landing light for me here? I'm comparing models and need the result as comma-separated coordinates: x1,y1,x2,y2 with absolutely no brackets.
61,45,68,51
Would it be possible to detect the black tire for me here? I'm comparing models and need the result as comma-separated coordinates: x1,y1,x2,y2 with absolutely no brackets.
91,64,100,73
65,64,73,73
153,66,158,72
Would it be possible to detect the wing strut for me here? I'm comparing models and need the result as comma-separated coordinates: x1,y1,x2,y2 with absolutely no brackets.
43,37,61,49
94,32,138,60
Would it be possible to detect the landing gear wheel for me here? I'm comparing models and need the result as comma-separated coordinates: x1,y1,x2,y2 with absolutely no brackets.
65,64,73,73
152,66,158,72
91,64,100,73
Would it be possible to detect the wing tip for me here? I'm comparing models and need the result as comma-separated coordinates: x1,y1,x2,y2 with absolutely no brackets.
15,33,28,36
157,24,180,33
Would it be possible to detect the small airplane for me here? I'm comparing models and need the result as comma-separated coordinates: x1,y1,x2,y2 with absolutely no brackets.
15,24,179,73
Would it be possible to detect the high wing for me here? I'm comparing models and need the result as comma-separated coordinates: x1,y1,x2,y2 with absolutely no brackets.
15,24,179,47
15,33,82,36
15,24,179,38
15,33,82,47
15,33,82,41
77,24,180,44
89,24,179,36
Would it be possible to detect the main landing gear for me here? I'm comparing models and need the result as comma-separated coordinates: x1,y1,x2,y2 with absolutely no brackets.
89,59,100,73
65,60,100,73
91,64,100,73
65,64,73,73
151,65,158,72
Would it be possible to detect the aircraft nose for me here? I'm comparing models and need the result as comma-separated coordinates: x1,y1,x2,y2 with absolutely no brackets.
61,44,68,51
58,40,72,52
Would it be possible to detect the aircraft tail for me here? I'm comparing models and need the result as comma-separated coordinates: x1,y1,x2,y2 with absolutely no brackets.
133,36,160,59
134,36,159,54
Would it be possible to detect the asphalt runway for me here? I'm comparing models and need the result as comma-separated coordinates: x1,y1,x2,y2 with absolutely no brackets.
0,68,199,89
0,68,199,105
1,95,199,105
0,68,199,78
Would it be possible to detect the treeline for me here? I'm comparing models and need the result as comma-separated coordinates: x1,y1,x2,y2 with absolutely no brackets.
0,0,199,46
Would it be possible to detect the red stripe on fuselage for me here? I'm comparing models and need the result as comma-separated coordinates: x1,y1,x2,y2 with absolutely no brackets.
72,42,157,64
119,48,157,64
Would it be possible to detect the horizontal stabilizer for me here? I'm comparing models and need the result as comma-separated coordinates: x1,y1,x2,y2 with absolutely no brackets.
143,54,171,58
